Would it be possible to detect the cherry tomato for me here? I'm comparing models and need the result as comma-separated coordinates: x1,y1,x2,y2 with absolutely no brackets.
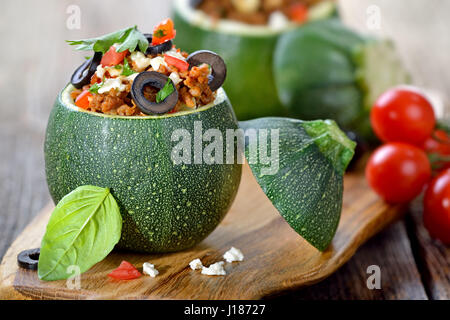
422,130,450,169
164,54,189,72
75,90,91,110
371,88,435,146
152,18,176,45
366,142,431,203
424,168,450,244
107,260,141,280
289,3,308,24
101,46,128,67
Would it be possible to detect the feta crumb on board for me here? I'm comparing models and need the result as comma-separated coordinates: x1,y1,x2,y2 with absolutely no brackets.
223,247,244,263
189,258,203,270
201,261,226,276
143,262,159,277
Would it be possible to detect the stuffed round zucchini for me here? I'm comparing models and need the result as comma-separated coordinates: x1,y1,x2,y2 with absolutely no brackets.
173,0,337,120
45,21,241,253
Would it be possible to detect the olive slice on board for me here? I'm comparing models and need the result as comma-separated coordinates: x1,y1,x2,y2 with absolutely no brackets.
17,248,40,271
71,51,102,89
187,50,227,91
143,34,173,55
131,71,178,114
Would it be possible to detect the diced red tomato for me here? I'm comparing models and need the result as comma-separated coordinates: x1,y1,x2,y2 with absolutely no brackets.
101,46,128,67
164,54,189,72
152,18,176,45
289,3,308,24
107,260,141,280
75,90,91,110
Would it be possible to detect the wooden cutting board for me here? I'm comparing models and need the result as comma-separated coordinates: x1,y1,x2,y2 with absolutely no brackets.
0,164,405,300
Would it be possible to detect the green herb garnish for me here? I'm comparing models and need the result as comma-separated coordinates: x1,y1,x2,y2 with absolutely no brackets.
38,185,122,281
89,78,104,94
154,29,166,39
66,25,148,54
156,79,175,103
122,58,136,77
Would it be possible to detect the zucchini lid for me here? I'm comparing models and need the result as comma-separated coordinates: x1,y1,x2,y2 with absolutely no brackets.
240,117,355,251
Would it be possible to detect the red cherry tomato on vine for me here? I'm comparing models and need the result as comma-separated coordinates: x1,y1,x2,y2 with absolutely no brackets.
424,168,450,244
366,142,431,203
422,130,450,169
371,88,436,146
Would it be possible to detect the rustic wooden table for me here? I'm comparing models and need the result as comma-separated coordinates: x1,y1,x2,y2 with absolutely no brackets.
0,0,449,300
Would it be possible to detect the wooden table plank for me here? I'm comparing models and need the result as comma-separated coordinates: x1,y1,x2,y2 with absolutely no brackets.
406,201,450,299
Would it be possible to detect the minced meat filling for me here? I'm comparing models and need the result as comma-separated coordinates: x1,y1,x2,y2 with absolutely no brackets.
197,0,321,25
71,47,215,116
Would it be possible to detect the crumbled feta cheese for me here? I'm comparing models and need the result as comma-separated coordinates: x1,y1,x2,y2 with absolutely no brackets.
150,56,167,71
98,77,126,94
268,11,290,30
95,65,105,79
105,66,122,78
165,48,186,61
169,72,182,85
201,261,226,276
130,51,152,70
126,73,138,82
143,262,159,277
189,258,203,270
223,247,244,263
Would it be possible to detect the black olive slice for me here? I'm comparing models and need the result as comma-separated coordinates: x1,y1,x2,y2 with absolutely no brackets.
17,248,40,271
131,71,178,114
143,34,173,55
71,51,102,89
187,50,227,91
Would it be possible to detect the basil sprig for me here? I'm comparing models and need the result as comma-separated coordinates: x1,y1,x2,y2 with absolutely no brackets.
156,79,175,103
38,186,122,281
67,25,148,54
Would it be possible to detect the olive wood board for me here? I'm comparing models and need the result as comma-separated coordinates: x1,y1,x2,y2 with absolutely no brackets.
0,163,405,300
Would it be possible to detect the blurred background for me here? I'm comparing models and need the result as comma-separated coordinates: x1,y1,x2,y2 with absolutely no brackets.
0,0,449,299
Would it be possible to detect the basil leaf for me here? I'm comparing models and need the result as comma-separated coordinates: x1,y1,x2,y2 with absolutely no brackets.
66,26,148,54
38,186,122,281
156,79,175,103
116,27,149,54
122,58,136,77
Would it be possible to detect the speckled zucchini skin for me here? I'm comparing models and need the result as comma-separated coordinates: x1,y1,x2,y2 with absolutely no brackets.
44,86,242,253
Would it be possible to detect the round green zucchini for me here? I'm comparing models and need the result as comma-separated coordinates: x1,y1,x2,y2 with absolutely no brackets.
172,0,336,120
44,84,242,253
273,19,411,141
